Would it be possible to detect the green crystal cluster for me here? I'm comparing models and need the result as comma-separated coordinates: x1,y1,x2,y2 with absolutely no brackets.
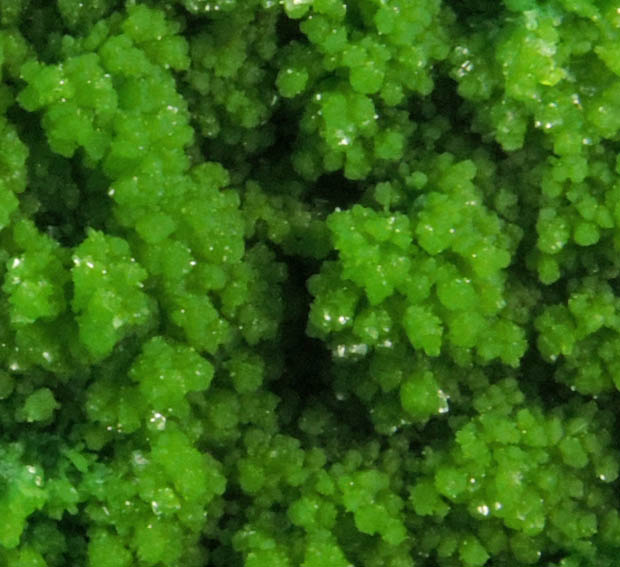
0,0,620,565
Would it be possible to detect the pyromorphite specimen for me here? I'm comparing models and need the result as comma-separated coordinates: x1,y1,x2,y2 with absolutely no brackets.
129,336,214,417
3,1,620,566
20,388,59,422
71,229,153,360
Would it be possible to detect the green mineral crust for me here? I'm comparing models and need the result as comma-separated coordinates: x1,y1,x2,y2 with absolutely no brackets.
0,0,619,565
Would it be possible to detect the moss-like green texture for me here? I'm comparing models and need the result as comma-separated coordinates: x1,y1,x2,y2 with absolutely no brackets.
1,0,620,565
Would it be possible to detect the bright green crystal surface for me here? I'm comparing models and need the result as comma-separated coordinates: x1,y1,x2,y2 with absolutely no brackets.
1,1,620,566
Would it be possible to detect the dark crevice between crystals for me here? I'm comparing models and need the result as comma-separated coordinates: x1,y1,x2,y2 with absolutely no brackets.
426,71,509,165
274,251,330,401
517,348,571,409
312,172,362,212
445,0,505,29
270,248,377,442
8,106,113,249
275,7,306,46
